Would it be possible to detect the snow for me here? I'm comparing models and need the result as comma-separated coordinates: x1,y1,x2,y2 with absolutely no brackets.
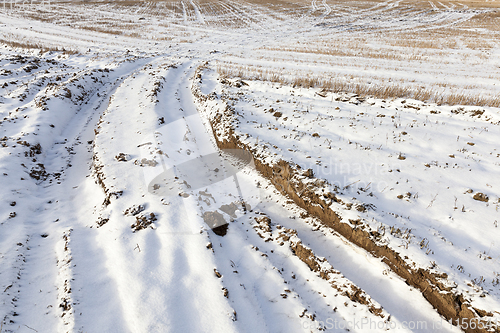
198,72,500,318
1,0,499,332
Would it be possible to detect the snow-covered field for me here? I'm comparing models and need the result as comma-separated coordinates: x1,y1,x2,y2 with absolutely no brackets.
0,0,499,332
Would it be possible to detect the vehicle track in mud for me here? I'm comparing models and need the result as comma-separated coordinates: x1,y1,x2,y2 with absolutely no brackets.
0,51,459,332
190,65,500,333
1,1,499,332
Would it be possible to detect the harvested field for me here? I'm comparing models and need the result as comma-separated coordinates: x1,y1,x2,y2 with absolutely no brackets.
1,0,499,332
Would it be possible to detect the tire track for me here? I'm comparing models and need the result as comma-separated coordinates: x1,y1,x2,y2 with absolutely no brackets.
190,0,205,24
90,59,242,332
0,51,155,332
190,65,484,333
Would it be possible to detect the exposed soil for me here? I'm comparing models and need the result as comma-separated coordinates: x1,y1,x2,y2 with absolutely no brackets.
192,68,497,333
273,220,385,317
131,212,157,232
473,192,489,202
124,204,145,216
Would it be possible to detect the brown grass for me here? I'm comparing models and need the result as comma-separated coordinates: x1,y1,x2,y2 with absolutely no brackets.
261,46,425,61
217,64,500,107
79,26,124,35
0,38,79,54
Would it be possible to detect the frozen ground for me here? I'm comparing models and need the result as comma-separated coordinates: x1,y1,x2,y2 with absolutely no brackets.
0,0,499,332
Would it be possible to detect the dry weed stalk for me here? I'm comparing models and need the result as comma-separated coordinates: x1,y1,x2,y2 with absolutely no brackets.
0,38,78,54
217,63,500,107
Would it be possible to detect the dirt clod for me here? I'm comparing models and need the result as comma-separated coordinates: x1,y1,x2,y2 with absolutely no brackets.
303,168,314,178
134,158,158,167
212,224,228,236
473,192,489,202
29,163,49,181
96,217,109,227
115,153,129,162
26,143,42,157
131,212,157,232
124,204,145,216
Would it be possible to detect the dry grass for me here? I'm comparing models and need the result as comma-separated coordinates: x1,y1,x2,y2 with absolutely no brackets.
0,38,79,54
384,37,459,50
217,63,500,107
261,46,426,61
463,39,493,50
79,25,124,35
4,0,499,108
